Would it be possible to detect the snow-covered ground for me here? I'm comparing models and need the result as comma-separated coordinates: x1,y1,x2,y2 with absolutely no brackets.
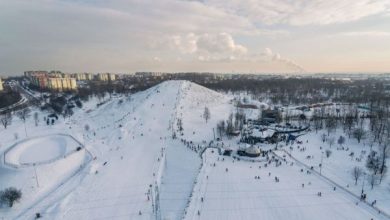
185,148,386,220
287,129,390,214
0,80,388,220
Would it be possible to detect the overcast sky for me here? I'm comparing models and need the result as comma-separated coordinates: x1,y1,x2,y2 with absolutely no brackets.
1,0,390,75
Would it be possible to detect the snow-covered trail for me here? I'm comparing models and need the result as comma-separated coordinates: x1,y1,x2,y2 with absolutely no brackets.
185,149,387,220
160,140,201,220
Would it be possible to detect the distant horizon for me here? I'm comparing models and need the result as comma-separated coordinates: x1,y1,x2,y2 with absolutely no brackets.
2,71,390,78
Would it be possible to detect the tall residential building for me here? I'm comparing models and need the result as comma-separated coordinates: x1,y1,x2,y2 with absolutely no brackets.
109,73,116,81
73,73,94,81
47,78,77,90
86,73,94,80
0,78,3,91
98,73,116,81
97,73,107,81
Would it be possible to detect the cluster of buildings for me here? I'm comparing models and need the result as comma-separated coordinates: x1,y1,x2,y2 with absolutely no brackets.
24,71,116,91
24,71,77,91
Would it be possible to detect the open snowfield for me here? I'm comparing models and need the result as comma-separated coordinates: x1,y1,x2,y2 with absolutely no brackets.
185,149,386,220
287,128,390,214
0,80,389,220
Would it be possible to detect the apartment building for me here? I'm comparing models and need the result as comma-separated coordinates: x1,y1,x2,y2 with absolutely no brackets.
0,78,3,91
26,71,77,91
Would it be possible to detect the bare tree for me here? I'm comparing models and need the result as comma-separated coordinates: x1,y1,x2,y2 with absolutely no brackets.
226,113,234,137
17,108,31,137
203,107,210,123
33,112,39,126
1,112,12,129
325,116,337,136
352,166,363,185
368,173,379,189
63,107,74,120
366,151,380,175
378,142,389,183
0,187,22,207
327,136,335,148
343,115,355,137
312,111,322,133
320,133,327,143
353,128,366,143
216,120,225,139
337,135,345,147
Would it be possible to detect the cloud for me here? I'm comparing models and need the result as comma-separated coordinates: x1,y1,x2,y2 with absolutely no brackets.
194,0,390,25
162,34,305,72
197,33,248,56
338,31,390,37
152,32,248,61
153,57,162,62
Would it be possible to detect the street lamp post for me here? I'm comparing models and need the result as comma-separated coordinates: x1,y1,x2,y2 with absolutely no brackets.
33,165,40,188
320,152,324,176
361,172,366,195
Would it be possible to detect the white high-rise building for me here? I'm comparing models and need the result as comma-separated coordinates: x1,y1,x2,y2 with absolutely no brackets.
0,78,3,91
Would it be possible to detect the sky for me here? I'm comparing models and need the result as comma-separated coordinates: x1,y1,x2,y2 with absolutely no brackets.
0,0,390,75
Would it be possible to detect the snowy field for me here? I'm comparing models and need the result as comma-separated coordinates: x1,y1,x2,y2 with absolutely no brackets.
287,129,390,214
185,149,386,220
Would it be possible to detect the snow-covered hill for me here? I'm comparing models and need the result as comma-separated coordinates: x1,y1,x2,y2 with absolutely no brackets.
0,80,230,220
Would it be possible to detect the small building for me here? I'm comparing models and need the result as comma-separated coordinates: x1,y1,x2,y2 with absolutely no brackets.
242,128,275,144
262,109,280,123
245,146,261,157
237,146,261,157
223,148,233,156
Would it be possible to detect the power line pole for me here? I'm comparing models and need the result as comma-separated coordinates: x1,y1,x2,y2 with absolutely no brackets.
320,152,324,176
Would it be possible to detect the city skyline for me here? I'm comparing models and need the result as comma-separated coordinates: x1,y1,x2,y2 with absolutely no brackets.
1,0,390,75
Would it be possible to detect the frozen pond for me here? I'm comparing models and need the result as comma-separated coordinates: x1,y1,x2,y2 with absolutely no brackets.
4,134,82,167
